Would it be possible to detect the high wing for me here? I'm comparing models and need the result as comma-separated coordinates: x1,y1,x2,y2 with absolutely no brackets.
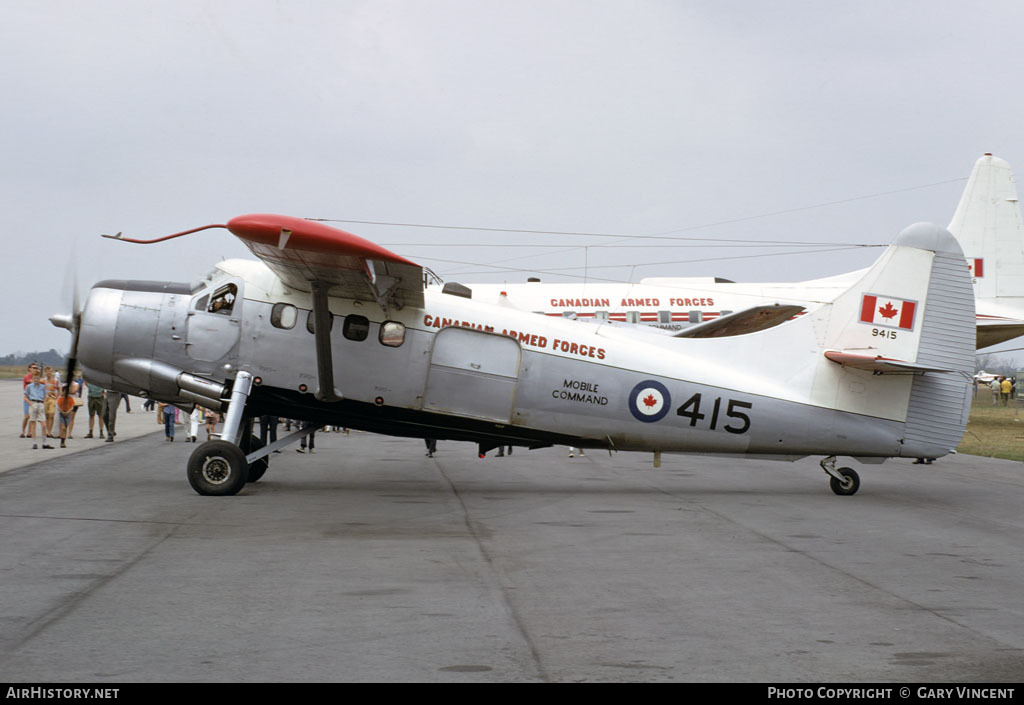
225,214,425,311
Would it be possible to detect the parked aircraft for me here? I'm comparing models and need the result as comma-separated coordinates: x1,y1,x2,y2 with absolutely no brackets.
464,154,1024,349
949,154,1024,347
51,215,973,497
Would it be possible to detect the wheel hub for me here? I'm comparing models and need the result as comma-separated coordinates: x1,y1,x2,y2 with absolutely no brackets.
201,456,231,484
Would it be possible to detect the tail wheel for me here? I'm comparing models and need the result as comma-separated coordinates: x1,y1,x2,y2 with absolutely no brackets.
188,441,248,496
829,467,860,496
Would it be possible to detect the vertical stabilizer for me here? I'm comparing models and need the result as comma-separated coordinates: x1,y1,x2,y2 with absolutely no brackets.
948,153,1024,299
816,223,974,457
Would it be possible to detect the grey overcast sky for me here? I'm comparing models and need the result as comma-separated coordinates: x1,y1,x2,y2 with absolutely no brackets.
3,0,1023,354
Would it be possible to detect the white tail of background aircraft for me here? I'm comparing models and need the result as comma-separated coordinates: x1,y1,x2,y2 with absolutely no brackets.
948,153,1024,347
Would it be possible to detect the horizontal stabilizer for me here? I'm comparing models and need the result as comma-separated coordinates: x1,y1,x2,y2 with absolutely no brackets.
823,350,957,375
673,304,805,338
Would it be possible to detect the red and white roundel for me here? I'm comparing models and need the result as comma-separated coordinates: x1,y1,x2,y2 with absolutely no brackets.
628,380,671,423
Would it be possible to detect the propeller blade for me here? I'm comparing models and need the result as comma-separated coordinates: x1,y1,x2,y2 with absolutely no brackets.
58,245,83,396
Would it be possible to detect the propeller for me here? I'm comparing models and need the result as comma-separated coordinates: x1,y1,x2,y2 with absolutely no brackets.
49,255,84,399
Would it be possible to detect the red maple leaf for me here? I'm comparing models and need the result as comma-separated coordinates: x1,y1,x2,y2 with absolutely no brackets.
642,394,659,407
877,301,898,319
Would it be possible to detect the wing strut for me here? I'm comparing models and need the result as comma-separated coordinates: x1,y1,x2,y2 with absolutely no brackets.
311,282,341,402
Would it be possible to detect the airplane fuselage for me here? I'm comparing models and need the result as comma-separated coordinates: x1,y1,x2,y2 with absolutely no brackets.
77,258,954,461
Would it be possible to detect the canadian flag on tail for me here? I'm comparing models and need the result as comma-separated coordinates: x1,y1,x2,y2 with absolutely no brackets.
859,293,918,331
967,258,984,278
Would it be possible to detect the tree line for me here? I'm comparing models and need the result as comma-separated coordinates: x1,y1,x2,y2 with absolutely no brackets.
0,349,67,367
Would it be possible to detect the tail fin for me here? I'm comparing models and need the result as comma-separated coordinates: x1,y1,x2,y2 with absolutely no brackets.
948,153,1024,300
816,223,974,457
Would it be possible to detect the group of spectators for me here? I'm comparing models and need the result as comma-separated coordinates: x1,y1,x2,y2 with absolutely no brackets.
152,402,220,442
21,362,336,454
258,416,346,454
987,376,1017,406
21,362,133,449
21,363,84,449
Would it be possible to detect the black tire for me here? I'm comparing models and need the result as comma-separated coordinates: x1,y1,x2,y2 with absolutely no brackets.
188,441,249,496
240,434,269,483
829,467,860,496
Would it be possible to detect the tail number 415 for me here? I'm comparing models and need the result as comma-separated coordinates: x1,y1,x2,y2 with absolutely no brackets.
676,393,752,434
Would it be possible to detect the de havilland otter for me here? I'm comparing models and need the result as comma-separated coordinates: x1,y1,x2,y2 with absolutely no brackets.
467,154,1024,350
51,210,974,498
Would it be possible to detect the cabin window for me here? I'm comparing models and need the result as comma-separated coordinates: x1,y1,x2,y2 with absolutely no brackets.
626,311,641,324
271,303,297,329
562,311,576,319
379,321,406,347
208,284,237,315
194,294,209,311
594,310,609,320
688,310,703,323
658,310,671,324
306,311,334,334
343,315,370,342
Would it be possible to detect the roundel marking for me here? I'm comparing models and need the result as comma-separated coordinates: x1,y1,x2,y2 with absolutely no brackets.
628,380,671,423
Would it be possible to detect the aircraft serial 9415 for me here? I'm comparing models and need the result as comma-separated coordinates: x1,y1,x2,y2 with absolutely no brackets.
50,215,974,497
469,154,1022,349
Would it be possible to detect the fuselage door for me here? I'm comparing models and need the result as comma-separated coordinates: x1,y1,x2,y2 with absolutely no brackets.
186,281,242,362
424,327,521,423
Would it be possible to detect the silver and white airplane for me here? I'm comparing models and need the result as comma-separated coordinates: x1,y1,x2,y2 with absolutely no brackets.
465,153,1024,349
51,214,974,497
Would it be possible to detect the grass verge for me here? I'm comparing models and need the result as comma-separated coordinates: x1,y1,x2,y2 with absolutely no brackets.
958,396,1024,462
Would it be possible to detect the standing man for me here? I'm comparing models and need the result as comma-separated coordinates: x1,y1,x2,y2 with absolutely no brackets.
1001,376,1012,406
102,388,118,443
297,424,317,454
188,407,202,443
43,366,60,439
259,415,278,448
991,378,1002,406
161,402,176,441
85,382,106,438
24,371,50,449
20,362,40,438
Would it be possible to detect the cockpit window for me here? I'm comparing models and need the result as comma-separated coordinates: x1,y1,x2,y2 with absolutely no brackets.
208,284,237,315
194,294,210,311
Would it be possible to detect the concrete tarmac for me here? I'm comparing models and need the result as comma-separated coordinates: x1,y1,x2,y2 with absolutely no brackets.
0,383,1022,682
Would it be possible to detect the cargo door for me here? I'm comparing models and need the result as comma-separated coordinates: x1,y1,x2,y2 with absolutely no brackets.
423,327,521,423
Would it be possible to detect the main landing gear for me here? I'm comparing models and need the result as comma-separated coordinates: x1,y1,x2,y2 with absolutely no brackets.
186,371,322,495
819,456,860,496
187,371,257,496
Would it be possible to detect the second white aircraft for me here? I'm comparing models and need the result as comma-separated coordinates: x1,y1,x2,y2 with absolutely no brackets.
456,153,1024,349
